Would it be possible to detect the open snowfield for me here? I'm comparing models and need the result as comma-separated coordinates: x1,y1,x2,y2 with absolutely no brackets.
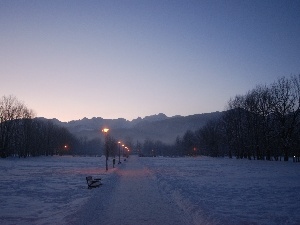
0,156,112,225
0,155,299,225
141,157,300,225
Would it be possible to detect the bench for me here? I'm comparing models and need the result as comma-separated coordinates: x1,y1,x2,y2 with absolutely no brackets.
86,176,102,189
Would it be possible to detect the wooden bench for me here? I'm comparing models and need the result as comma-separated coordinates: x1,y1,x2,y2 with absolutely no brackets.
86,176,102,189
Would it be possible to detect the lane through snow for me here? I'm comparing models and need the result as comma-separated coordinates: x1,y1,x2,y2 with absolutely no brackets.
70,156,192,225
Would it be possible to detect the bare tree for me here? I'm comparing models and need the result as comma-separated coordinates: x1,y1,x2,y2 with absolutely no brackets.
270,76,300,161
0,95,34,157
182,130,196,156
199,120,222,157
225,95,248,159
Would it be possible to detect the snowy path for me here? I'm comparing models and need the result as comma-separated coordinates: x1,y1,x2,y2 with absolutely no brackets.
70,156,191,225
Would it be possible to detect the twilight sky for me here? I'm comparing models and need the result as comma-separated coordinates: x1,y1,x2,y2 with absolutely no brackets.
1,0,300,122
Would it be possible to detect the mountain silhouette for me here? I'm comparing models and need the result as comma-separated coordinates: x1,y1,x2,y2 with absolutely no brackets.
40,111,223,144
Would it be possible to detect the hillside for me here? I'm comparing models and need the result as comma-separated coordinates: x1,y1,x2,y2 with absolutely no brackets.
44,111,223,144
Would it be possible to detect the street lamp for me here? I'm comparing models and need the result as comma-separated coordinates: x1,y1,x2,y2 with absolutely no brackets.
122,144,124,157
102,128,109,171
102,128,109,133
118,141,121,164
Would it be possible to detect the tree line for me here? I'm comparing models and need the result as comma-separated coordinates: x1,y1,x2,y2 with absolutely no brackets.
0,95,103,158
138,75,300,162
0,95,144,159
1,74,299,161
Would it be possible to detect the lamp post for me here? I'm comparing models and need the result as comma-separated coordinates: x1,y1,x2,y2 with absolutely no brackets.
102,128,109,171
122,144,124,157
118,141,121,164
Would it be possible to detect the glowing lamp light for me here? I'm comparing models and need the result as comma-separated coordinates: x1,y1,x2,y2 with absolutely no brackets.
102,128,109,133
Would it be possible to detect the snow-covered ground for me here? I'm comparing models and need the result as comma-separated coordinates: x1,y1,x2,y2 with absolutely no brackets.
0,156,113,225
0,156,299,225
141,157,300,225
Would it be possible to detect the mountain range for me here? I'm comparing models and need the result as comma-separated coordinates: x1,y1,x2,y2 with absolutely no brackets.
45,111,223,144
